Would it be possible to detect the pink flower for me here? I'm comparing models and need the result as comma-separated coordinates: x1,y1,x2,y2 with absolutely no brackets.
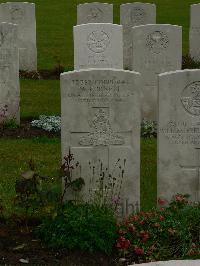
128,223,136,232
160,215,165,221
134,247,144,255
158,198,167,206
116,237,130,250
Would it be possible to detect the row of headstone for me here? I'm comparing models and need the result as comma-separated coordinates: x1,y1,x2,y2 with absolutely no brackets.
0,2,37,71
60,3,200,216
77,2,157,70
73,22,182,120
0,2,37,125
0,22,19,125
77,2,200,64
61,68,200,217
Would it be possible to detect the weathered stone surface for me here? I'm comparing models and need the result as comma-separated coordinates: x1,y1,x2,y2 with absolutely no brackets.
120,3,156,70
0,22,19,124
0,2,37,71
74,23,123,70
61,69,141,217
132,24,182,120
77,2,113,24
158,70,200,203
132,260,200,265
190,4,200,62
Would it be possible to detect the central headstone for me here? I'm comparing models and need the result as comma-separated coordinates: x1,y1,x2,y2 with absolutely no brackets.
190,4,200,62
158,70,200,203
74,23,123,70
61,69,141,217
0,2,37,71
120,3,156,70
0,22,19,124
132,24,182,120
77,2,113,24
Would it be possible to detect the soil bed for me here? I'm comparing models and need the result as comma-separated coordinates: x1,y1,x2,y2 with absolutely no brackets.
0,119,60,139
0,220,115,266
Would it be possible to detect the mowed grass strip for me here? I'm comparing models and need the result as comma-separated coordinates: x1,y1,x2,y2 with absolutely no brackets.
0,0,200,69
0,137,61,214
20,79,60,119
0,138,156,213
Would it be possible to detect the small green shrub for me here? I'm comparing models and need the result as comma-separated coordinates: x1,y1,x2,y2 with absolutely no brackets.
3,118,19,129
141,119,157,138
37,203,117,254
116,194,200,264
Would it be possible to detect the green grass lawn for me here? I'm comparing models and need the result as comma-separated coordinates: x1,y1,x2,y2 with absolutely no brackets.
20,79,60,118
0,137,156,214
0,0,200,69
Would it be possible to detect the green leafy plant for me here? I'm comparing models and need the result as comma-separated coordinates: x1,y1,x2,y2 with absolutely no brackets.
116,194,200,265
14,159,51,222
87,158,126,214
14,150,85,224
3,118,19,129
141,119,157,138
37,202,117,254
60,149,85,203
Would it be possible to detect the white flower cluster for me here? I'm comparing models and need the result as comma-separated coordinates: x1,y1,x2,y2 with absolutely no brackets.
31,115,61,132
31,115,157,137
141,119,157,138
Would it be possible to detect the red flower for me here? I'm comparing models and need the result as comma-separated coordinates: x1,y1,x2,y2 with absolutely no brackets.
128,223,136,232
134,247,144,255
116,237,130,250
130,215,139,222
140,231,150,243
139,220,145,225
160,215,165,221
158,198,167,206
175,194,188,203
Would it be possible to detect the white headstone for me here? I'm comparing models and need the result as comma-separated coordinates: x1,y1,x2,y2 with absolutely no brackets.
0,2,37,71
0,22,19,124
132,260,200,266
61,69,141,217
120,3,156,70
74,23,123,70
190,4,200,62
158,69,200,203
132,24,182,120
77,2,113,24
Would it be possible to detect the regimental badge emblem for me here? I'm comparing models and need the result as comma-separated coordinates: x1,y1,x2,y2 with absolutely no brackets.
11,7,24,23
131,7,146,25
181,81,200,116
87,8,103,22
87,31,110,53
79,108,125,146
146,31,169,54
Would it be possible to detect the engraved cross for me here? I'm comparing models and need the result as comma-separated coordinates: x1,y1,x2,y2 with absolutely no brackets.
180,147,200,201
70,107,132,168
